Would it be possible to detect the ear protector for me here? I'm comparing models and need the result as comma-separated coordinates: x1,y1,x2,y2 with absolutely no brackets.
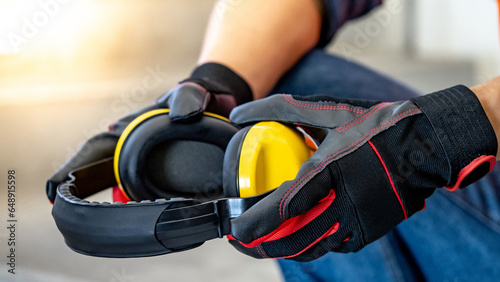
52,109,316,258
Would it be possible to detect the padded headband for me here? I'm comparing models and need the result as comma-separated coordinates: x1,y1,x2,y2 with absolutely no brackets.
52,157,269,257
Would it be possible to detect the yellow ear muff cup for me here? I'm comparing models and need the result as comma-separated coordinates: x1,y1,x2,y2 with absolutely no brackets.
223,121,317,198
114,109,238,201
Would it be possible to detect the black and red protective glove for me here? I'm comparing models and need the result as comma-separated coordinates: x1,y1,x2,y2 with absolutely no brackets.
46,62,252,202
227,85,498,262
157,63,253,122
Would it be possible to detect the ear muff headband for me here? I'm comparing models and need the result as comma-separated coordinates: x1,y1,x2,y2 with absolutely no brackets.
52,157,270,258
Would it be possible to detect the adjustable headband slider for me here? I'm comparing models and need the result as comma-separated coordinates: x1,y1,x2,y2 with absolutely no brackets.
154,192,272,250
155,201,222,249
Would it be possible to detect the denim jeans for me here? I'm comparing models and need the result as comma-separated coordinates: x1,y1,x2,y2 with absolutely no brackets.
271,49,500,282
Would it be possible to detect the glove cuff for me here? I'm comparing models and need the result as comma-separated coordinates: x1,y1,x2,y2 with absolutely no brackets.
411,85,498,188
183,62,253,105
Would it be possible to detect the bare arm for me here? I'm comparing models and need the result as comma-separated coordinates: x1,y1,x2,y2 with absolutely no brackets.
199,1,500,159
198,0,323,99
472,77,500,159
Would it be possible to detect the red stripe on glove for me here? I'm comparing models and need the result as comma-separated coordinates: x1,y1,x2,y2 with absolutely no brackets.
368,141,407,220
234,189,336,248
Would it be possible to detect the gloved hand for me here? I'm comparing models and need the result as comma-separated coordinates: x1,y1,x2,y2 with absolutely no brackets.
157,63,253,122
227,85,498,261
46,62,252,202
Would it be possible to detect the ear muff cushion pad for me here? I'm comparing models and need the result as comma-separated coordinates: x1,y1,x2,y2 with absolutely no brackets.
118,112,238,201
223,127,252,198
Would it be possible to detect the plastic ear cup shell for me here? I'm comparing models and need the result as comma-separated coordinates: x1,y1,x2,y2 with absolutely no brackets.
115,109,238,201
224,121,317,198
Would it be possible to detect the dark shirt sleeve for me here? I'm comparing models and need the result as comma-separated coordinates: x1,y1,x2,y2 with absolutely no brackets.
318,0,383,47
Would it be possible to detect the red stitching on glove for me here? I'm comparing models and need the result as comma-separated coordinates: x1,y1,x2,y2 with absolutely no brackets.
257,245,269,258
368,140,408,220
337,103,391,133
279,108,421,221
284,94,367,113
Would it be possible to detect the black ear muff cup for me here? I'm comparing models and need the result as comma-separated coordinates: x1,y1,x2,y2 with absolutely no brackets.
117,111,238,201
222,126,252,198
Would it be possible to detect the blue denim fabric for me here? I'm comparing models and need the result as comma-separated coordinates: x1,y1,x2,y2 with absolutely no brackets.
271,49,500,281
318,0,382,47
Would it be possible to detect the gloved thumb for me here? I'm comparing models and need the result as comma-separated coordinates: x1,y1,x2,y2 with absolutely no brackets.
156,83,211,122
230,94,380,129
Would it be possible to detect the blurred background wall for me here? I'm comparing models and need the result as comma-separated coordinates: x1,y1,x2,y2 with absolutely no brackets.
0,0,215,105
0,0,498,281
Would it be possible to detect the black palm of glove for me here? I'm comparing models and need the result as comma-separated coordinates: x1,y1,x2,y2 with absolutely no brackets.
227,86,498,262
46,63,252,202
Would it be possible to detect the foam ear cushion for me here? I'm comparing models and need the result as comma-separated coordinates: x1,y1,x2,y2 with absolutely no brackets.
145,140,224,198
117,112,237,201
222,126,252,198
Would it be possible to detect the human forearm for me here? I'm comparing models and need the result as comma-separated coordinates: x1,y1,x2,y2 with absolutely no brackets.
198,0,322,99
471,77,500,159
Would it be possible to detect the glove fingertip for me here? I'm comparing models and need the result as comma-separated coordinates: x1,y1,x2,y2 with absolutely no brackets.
229,96,282,124
230,189,288,243
46,179,59,203
228,240,268,259
169,109,204,123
